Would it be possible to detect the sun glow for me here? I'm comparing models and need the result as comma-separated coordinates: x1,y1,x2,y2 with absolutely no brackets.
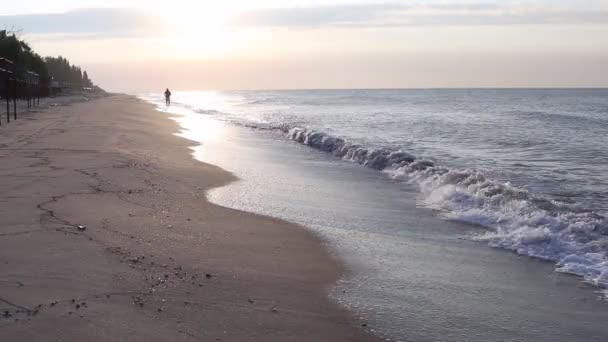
159,3,236,58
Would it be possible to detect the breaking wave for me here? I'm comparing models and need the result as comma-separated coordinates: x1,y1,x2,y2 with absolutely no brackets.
285,126,608,291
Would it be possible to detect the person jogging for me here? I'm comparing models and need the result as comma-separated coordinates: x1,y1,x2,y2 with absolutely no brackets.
164,88,172,106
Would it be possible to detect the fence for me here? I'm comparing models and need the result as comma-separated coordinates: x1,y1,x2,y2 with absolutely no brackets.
0,57,49,126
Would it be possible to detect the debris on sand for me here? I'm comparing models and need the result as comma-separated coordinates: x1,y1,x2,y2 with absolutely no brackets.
133,296,144,307
77,225,86,231
127,257,140,263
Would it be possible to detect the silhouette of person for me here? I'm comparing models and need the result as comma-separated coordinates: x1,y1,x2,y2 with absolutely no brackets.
164,88,172,106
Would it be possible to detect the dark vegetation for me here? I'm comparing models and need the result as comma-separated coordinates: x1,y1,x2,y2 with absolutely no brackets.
0,30,93,87
45,56,93,87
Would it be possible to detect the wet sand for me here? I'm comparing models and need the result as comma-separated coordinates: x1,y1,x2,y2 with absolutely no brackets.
0,95,374,341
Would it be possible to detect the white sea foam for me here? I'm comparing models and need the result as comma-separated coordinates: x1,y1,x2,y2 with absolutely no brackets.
285,126,608,292
392,164,608,289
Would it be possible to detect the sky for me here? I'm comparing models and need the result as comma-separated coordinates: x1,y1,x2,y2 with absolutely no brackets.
1,0,607,91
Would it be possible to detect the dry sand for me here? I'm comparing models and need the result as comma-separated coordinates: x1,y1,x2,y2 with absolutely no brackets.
0,94,375,341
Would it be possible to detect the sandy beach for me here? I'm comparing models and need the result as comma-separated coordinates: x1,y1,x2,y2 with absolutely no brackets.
0,94,374,341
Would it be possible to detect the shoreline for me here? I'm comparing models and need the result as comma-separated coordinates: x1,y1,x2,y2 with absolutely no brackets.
0,94,375,341
172,100,608,342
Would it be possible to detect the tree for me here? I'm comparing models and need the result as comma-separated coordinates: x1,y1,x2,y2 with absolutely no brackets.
83,70,93,87
0,30,50,85
45,56,92,88
1,30,94,88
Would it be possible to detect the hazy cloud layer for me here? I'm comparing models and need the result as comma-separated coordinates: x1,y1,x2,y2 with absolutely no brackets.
2,1,607,40
233,2,608,28
0,8,162,37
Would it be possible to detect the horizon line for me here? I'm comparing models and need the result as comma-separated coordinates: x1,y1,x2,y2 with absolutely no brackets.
124,87,608,93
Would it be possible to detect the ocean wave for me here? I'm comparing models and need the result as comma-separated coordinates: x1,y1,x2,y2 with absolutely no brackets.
284,126,608,291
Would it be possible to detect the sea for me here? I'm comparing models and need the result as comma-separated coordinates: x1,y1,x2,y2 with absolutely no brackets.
139,89,608,342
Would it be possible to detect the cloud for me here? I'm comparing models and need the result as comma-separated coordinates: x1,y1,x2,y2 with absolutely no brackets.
232,4,404,28
231,2,608,28
0,8,163,38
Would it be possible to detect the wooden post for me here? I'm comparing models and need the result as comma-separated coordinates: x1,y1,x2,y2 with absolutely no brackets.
12,80,16,121
4,78,9,126
6,78,11,123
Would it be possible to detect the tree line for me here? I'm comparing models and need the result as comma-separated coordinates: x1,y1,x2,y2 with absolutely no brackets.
0,30,94,87
45,56,93,88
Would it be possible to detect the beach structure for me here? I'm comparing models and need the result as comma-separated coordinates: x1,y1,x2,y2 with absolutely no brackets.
0,57,15,124
0,57,48,125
